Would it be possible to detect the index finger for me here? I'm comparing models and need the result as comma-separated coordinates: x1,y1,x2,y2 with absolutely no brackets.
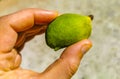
0,8,58,32
0,8,58,52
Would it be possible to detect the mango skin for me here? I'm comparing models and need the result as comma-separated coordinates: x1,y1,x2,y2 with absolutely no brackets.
45,13,92,51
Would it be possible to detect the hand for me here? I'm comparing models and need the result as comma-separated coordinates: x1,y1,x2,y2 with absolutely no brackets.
0,8,92,79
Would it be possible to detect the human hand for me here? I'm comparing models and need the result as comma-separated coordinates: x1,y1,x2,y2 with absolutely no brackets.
0,8,92,79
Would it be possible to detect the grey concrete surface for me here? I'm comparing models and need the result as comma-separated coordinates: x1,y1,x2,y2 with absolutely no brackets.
0,0,120,79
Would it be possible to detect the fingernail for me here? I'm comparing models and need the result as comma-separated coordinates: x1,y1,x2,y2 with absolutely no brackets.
81,44,92,54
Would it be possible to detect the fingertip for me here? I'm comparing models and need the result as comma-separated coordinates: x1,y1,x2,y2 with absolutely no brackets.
48,10,59,21
49,10,59,17
61,39,92,60
34,9,59,24
72,39,92,48
66,39,92,52
79,39,92,54
43,10,59,17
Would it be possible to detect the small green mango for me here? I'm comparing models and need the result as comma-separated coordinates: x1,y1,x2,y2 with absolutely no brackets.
45,13,93,51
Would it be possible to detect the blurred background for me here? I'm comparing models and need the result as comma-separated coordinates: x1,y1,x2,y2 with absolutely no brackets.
0,0,120,79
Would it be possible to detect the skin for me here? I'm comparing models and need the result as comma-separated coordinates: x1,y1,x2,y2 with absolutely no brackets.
0,8,92,79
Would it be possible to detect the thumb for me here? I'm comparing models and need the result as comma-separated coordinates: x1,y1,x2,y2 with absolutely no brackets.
42,39,92,79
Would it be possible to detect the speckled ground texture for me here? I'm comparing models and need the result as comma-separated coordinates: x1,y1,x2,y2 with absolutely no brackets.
0,0,120,79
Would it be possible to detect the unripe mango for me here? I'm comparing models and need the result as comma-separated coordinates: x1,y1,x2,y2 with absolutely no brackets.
45,13,93,51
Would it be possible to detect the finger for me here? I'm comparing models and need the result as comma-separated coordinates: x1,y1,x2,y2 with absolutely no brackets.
42,39,92,79
0,8,58,52
0,8,58,32
15,25,47,50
